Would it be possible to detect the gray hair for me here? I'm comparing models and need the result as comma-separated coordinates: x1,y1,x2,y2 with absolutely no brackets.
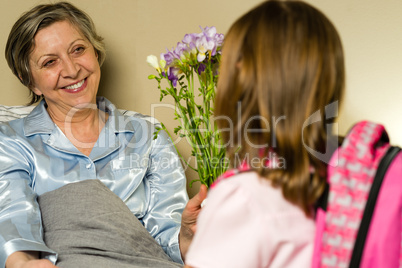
5,1,106,105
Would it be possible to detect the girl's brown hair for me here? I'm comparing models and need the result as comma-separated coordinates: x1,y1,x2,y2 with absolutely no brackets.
215,0,345,216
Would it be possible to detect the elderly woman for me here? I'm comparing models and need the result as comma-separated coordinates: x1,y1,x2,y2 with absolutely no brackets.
0,2,206,268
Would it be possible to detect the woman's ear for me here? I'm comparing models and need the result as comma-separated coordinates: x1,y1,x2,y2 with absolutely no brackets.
30,86,43,96
20,74,41,95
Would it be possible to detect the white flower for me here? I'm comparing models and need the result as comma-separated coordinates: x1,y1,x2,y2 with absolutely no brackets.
196,36,215,62
146,55,161,72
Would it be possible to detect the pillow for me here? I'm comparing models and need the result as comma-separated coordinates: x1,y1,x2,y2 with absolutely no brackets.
0,104,160,126
0,104,34,122
37,179,181,268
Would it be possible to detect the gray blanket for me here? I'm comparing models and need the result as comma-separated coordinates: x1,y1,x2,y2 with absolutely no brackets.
37,179,182,268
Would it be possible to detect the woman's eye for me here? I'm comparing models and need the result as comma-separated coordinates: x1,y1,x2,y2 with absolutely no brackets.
74,46,85,53
43,60,55,67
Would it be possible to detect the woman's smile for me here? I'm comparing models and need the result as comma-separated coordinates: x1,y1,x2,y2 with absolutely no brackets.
61,78,87,93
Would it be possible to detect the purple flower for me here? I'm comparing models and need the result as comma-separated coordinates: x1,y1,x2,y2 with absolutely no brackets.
162,50,176,66
197,64,206,74
212,33,224,56
150,26,223,84
174,42,189,61
214,33,224,46
168,67,179,87
182,35,198,58
201,26,217,39
183,33,197,45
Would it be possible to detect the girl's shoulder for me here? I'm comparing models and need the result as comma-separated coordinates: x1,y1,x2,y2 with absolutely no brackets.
208,170,289,215
210,163,251,189
209,167,313,218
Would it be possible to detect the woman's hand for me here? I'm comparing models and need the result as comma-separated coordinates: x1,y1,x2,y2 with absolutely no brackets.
179,184,208,260
5,251,58,268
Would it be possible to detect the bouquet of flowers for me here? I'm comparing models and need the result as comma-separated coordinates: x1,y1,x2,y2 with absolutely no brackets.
147,26,227,187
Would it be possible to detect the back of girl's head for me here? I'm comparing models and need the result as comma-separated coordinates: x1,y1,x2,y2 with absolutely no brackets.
215,0,345,215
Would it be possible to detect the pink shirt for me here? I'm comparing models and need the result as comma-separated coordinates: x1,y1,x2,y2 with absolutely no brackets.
186,172,315,268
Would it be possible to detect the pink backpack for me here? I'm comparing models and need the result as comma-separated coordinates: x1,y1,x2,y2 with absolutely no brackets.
312,121,402,268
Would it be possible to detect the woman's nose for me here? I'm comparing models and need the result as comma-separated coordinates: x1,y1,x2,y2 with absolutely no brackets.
60,57,80,78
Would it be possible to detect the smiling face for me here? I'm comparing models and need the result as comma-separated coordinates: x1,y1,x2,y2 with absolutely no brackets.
29,20,101,114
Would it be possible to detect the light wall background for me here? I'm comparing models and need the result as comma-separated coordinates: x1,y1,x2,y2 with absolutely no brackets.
0,0,401,197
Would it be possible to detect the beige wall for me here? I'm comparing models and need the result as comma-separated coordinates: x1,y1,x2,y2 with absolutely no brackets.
1,0,401,197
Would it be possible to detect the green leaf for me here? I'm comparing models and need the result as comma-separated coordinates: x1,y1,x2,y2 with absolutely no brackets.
189,179,201,188
174,126,181,134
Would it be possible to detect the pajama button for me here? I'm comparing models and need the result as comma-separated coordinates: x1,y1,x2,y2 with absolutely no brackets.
86,163,92,169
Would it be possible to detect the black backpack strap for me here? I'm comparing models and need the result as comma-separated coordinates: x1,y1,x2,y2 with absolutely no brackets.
314,135,344,215
349,146,402,268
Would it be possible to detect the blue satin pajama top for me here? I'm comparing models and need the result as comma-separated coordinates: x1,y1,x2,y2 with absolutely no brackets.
0,97,188,266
